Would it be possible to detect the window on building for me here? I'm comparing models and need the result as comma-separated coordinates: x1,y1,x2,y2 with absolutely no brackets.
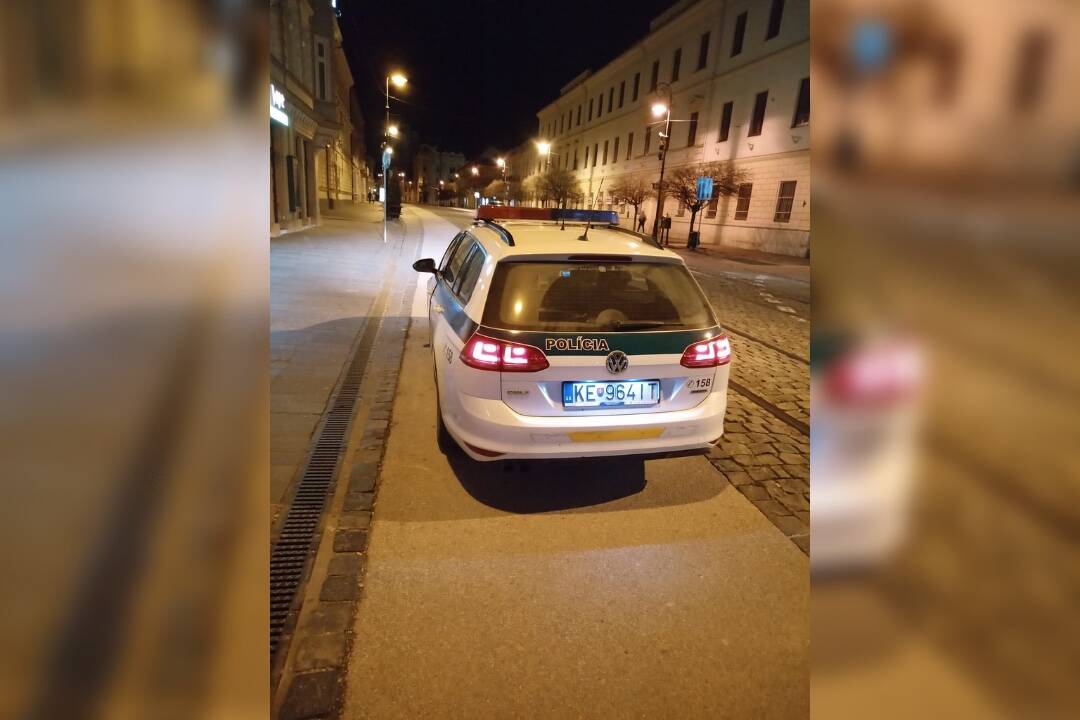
732,12,747,56
577,105,582,126
766,0,785,40
687,112,699,146
593,143,599,167
608,87,614,113
677,200,686,217
706,187,720,218
774,180,796,222
697,32,710,70
644,126,652,154
560,115,564,134
573,148,579,169
619,81,625,107
650,61,659,91
734,183,753,220
792,77,810,127
612,136,620,163
588,99,593,121
315,38,329,101
626,132,633,159
719,101,733,141
602,140,609,165
749,91,768,136
671,49,682,82
632,72,640,101
584,146,590,168
597,94,604,118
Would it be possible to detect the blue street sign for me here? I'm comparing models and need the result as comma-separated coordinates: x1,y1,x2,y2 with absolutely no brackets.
382,148,392,170
696,176,714,201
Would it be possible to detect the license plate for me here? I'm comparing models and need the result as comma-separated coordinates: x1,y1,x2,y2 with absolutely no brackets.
562,380,661,408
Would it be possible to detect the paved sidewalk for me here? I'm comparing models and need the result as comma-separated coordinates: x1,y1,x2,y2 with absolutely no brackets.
271,206,399,528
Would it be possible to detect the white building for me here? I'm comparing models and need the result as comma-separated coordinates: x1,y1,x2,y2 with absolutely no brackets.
533,0,810,256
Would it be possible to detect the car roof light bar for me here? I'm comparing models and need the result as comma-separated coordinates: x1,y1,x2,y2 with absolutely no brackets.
474,207,620,226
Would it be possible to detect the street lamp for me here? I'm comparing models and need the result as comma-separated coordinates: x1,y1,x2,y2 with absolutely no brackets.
650,84,674,244
536,141,552,169
534,141,564,207
383,71,408,240
496,157,508,205
470,166,479,176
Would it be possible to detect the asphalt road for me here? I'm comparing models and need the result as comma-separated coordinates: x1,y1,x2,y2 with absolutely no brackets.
342,205,809,717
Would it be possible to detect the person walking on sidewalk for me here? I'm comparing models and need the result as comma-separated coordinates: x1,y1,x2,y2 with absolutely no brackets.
636,214,647,233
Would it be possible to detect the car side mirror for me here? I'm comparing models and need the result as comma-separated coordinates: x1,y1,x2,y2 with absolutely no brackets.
412,258,437,273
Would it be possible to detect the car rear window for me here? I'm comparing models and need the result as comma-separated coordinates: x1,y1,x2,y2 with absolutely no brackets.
482,261,717,332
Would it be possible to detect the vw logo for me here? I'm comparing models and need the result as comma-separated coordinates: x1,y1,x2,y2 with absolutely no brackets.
605,350,629,375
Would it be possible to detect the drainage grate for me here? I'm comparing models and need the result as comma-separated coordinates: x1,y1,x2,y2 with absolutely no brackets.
270,289,389,659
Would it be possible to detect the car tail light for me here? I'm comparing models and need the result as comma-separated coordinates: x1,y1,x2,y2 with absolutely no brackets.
461,334,549,372
824,343,921,405
680,336,732,368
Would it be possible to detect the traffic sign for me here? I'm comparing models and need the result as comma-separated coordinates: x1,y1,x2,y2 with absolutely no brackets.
696,176,714,200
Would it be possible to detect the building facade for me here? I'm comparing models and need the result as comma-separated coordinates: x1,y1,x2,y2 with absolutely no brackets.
271,0,365,235
413,146,466,204
532,0,810,256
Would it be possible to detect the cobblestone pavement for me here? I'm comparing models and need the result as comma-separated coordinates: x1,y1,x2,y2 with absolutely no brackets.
678,247,812,551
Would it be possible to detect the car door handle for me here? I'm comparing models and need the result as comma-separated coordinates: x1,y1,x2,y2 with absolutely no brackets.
433,303,444,313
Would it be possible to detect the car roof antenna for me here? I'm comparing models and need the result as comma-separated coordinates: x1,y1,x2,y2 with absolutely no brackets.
578,178,604,242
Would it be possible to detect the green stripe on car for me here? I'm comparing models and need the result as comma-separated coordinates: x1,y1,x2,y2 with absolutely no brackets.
478,326,722,356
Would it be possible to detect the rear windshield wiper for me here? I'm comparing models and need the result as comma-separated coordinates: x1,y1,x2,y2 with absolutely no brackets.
609,320,672,331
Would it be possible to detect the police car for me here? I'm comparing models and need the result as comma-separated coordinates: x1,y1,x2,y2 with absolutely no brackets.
413,207,731,461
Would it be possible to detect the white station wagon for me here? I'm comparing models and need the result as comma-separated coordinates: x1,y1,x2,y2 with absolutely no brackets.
413,207,731,461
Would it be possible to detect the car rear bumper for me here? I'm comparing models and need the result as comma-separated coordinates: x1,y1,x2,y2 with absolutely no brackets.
444,388,727,461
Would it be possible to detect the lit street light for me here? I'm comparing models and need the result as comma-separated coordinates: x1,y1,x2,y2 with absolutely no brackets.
650,84,674,245
496,157,508,205
383,70,408,241
470,166,479,176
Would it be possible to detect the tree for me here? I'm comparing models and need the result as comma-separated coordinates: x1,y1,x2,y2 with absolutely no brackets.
536,167,582,208
665,161,747,238
456,171,485,207
483,179,523,203
610,174,653,229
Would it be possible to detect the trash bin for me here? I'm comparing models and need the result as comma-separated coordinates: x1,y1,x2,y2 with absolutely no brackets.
688,231,700,250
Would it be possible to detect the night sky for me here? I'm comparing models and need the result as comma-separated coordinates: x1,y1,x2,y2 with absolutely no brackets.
339,0,680,168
